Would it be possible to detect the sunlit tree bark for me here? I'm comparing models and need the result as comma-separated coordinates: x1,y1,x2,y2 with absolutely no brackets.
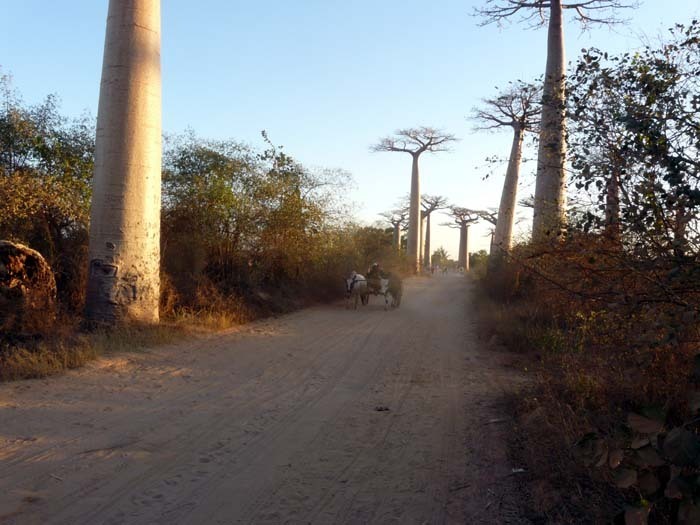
472,81,540,263
85,0,162,324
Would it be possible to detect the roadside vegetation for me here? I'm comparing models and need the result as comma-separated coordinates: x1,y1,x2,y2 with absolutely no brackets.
479,21,700,524
0,72,411,380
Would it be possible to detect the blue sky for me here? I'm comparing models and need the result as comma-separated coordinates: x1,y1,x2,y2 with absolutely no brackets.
2,1,699,258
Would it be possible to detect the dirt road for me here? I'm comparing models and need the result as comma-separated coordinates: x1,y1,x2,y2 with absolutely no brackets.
0,275,526,524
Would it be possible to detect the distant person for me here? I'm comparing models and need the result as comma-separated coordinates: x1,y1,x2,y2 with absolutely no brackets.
367,262,385,293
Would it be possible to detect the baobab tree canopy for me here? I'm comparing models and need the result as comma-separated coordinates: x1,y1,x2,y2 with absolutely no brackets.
472,81,541,133
476,1,638,26
372,127,458,156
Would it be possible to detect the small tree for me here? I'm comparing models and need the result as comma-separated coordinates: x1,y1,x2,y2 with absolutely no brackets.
476,0,638,242
432,246,450,268
472,81,540,261
372,127,457,272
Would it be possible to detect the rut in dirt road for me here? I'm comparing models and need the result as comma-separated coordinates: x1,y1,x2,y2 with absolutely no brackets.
0,275,527,524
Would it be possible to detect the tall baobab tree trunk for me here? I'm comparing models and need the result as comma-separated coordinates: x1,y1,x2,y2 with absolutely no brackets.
419,212,426,269
532,0,567,242
85,0,162,324
458,225,467,270
407,154,421,272
423,213,432,268
493,125,524,257
464,225,471,272
392,222,402,252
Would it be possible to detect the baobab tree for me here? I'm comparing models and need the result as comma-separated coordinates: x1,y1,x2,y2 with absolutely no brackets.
419,210,427,266
372,127,457,272
421,195,449,268
446,207,480,271
472,81,540,260
474,209,498,257
476,0,638,242
85,0,162,324
380,209,409,252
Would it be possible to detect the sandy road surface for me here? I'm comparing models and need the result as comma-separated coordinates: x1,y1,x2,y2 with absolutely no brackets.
0,275,526,524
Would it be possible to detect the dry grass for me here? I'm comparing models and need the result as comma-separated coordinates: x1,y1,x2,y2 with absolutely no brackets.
477,239,699,523
87,323,188,355
0,322,188,382
0,335,96,382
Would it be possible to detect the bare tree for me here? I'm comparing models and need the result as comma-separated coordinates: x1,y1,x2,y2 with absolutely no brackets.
421,195,449,268
380,209,409,252
86,0,162,324
372,127,457,272
472,80,540,261
445,207,480,271
476,0,638,242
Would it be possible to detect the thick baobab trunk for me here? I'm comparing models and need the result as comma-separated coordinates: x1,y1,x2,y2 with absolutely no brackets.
419,212,426,269
392,222,402,252
532,0,567,242
423,213,432,269
493,126,524,259
85,0,162,324
406,154,421,272
458,225,467,270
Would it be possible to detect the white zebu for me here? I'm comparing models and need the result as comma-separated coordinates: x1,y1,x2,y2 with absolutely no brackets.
366,278,391,310
345,272,368,310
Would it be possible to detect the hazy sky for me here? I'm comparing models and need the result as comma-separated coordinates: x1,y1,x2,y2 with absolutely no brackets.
2,1,699,258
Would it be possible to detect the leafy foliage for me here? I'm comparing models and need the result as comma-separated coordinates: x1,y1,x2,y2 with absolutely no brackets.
569,21,700,258
483,21,700,523
160,130,368,311
0,72,94,310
